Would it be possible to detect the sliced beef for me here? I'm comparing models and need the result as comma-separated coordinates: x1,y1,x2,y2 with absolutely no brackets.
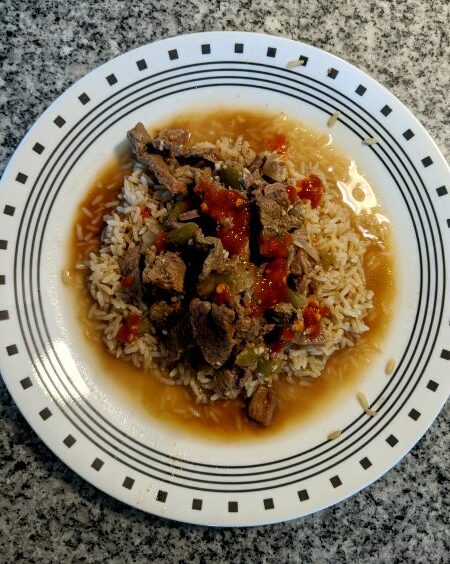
214,369,239,397
189,298,235,367
194,231,227,280
266,302,297,325
254,183,302,237
290,247,313,276
151,129,191,154
148,299,181,331
289,247,313,294
127,122,151,156
166,314,194,362
119,246,143,299
142,251,186,293
248,385,277,427
138,153,188,196
248,153,266,173
128,123,188,195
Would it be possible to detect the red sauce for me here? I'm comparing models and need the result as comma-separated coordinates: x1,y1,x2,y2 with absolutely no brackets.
259,233,293,258
141,208,151,220
155,232,168,254
120,275,135,288
270,325,295,353
303,300,331,337
252,258,289,316
295,175,324,208
285,184,297,204
268,133,288,154
117,314,142,344
213,283,232,305
195,180,250,256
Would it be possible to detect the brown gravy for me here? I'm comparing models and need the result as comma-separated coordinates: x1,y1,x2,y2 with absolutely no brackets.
69,109,395,441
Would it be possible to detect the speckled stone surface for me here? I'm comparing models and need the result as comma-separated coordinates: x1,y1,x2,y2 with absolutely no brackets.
1,1,449,561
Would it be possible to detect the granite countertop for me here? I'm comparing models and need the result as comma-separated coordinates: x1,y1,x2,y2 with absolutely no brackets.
1,1,449,561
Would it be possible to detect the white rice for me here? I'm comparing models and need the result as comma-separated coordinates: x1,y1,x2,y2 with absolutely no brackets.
83,139,375,403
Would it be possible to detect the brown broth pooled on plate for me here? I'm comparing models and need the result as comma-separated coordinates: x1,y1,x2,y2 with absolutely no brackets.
68,109,395,440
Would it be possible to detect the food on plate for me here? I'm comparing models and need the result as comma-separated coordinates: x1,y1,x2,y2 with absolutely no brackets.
77,113,387,428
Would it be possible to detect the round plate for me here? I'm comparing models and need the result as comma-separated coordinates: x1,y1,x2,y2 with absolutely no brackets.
0,32,449,527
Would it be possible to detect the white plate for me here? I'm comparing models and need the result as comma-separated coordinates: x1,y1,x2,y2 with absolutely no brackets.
0,31,449,526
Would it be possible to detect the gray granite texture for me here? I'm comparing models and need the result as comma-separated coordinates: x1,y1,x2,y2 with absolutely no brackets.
1,0,449,562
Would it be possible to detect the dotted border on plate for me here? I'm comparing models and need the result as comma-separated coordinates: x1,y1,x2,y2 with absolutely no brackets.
2,37,448,521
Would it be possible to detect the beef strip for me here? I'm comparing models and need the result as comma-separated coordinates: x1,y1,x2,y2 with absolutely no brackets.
248,153,266,173
127,122,151,155
289,246,313,294
142,250,186,293
189,298,235,367
138,153,188,196
214,369,239,397
151,129,191,154
266,302,297,325
127,123,188,195
148,299,181,331
166,313,194,362
248,385,277,426
119,246,143,299
194,231,227,280
254,183,302,237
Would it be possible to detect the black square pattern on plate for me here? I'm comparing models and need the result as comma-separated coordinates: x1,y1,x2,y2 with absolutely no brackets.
122,477,134,489
234,43,244,53
228,501,238,512
20,377,32,390
266,47,277,57
299,55,309,66
0,310,9,320
359,457,372,470
3,205,15,216
15,172,28,184
106,73,118,86
136,58,147,71
380,105,392,116
408,408,421,421
403,128,414,140
426,379,439,392
33,142,44,155
91,458,104,471
78,93,90,105
39,407,52,420
201,44,211,55
355,84,367,96
54,115,66,128
436,186,448,197
447,219,450,228
263,498,274,510
156,490,168,503
0,240,7,250
330,475,342,488
0,275,5,285
440,349,450,360
192,498,203,510
327,67,338,79
6,344,18,355
298,489,309,502
421,156,433,168
386,434,398,447
168,49,178,60
63,434,76,448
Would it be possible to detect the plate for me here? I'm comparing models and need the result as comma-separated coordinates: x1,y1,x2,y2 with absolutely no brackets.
0,31,449,527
